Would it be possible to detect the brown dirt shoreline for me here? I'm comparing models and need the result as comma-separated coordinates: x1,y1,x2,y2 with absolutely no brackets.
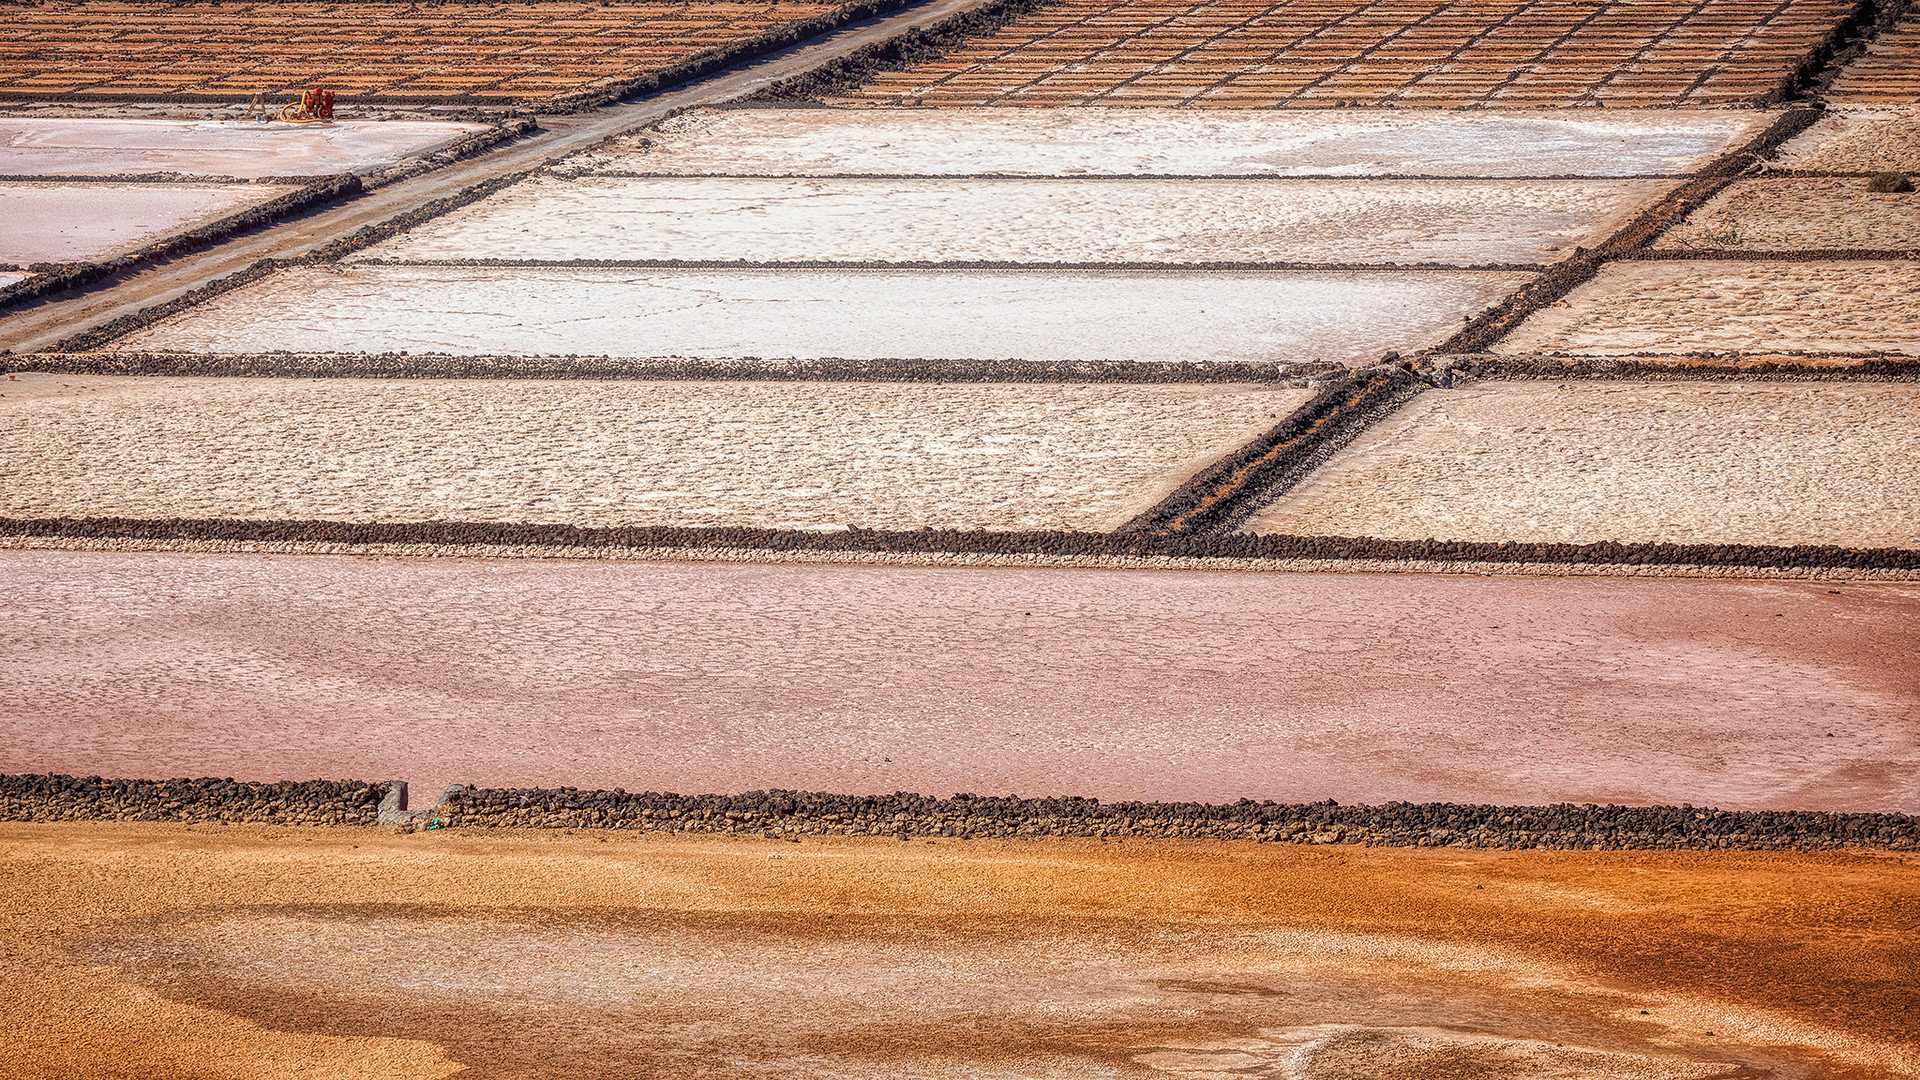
1,823,1914,1079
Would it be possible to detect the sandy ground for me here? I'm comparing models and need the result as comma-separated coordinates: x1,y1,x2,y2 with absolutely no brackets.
0,374,1304,531
1243,380,1920,549
1,824,1915,1080
0,118,489,178
1656,178,1920,250
0,181,291,264
115,265,1529,365
1772,107,1920,173
572,107,1771,177
359,176,1669,266
3,550,1916,811
1494,261,1920,355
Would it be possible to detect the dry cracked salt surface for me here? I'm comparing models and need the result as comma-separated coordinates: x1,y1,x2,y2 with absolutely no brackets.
9,829,1915,1080
0,181,292,264
358,175,1668,267
1243,380,1920,549
113,265,1530,365
569,107,1772,177
1771,107,1920,173
0,117,490,178
1656,178,1920,251
4,550,1916,812
1493,261,1920,356
0,374,1308,531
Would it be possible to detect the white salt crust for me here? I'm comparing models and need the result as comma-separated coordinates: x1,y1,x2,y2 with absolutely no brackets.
112,265,1531,366
568,107,1772,177
0,118,490,178
1495,261,1920,356
0,181,291,264
358,175,1669,267
0,374,1312,532
1242,380,1920,548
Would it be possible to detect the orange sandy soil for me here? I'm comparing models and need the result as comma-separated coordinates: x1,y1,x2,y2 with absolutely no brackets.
1,822,1915,1079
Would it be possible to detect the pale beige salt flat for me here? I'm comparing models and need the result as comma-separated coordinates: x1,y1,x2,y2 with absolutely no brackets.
567,107,1771,177
1494,261,1920,355
0,182,293,264
358,175,1669,266
0,272,26,288
1771,107,1920,173
0,118,490,178
1655,178,1920,251
1241,380,1920,548
0,374,1310,532
112,265,1530,365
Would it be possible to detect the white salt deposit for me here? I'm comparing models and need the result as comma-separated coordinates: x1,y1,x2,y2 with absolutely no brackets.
359,176,1669,266
115,265,1531,365
0,182,291,264
1497,261,1920,355
568,107,1772,177
1243,380,1920,548
0,118,489,178
0,374,1311,532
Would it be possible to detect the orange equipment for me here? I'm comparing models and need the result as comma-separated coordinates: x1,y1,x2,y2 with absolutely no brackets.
275,87,336,124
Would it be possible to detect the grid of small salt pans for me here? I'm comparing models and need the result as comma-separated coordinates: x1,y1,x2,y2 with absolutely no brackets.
1824,15,1920,103
0,0,841,102
829,0,1859,108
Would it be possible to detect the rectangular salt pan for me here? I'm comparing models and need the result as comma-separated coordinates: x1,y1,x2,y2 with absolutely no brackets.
1,182,291,265
571,107,1773,177
0,118,489,179
1496,261,1920,355
1242,381,1920,548
116,266,1532,365
360,176,1670,267
0,375,1313,532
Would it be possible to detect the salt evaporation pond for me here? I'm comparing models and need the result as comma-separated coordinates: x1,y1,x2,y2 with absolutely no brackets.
1,182,291,264
113,265,1531,364
0,374,1310,531
3,551,1914,813
0,118,490,178
573,107,1773,177
1243,380,1920,548
359,176,1668,266
1497,261,1920,355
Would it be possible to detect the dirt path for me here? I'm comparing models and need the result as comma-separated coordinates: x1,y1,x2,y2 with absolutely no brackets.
1,823,1914,1080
